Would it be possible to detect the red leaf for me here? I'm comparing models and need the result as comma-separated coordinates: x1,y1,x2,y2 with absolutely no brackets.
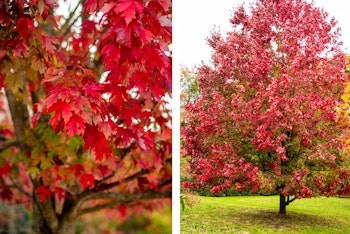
66,115,86,137
54,187,65,201
98,165,109,177
36,186,52,201
16,18,34,40
41,35,57,53
80,173,95,189
140,29,154,45
0,49,7,60
71,164,84,177
152,0,171,11
137,177,149,192
0,189,13,201
84,0,104,13
84,125,110,160
13,43,28,58
0,164,10,177
118,204,127,217
82,19,96,35
114,0,145,24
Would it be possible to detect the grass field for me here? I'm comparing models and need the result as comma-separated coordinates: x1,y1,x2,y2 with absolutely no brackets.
181,195,350,234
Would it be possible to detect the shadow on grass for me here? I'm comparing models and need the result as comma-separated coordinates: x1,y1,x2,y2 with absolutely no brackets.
181,205,346,234
242,210,338,231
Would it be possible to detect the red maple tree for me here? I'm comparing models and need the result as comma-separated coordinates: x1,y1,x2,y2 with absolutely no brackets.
182,0,350,215
0,0,172,233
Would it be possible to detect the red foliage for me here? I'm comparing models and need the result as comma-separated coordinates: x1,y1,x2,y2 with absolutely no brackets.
182,0,350,199
36,186,52,202
0,0,172,228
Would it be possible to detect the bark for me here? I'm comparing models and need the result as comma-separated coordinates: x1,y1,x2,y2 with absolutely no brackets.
31,213,77,234
279,194,296,215
32,197,78,234
56,217,77,234
279,194,287,215
32,201,53,234
5,89,30,152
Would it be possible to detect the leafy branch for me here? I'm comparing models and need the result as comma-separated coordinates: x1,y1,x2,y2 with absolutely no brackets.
93,157,172,192
78,189,172,216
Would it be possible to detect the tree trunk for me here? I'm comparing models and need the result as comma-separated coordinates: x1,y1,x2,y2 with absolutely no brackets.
56,218,77,234
31,208,77,234
31,198,77,234
32,201,52,234
279,194,287,215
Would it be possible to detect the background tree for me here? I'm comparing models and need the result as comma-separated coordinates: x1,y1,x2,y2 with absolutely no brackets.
179,67,201,211
180,67,200,106
0,0,172,233
182,0,350,215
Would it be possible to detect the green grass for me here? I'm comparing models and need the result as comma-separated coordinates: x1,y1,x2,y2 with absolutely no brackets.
181,196,350,233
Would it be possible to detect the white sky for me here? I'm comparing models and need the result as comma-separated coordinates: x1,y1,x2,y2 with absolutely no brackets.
175,0,350,68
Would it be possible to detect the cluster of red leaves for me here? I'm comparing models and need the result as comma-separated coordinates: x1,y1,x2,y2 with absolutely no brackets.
182,0,350,198
182,91,260,194
0,0,172,221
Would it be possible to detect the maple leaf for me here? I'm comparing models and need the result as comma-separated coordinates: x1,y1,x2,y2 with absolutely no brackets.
15,18,34,40
66,115,85,137
84,125,110,160
98,165,109,178
152,0,171,12
140,29,154,45
54,187,65,201
114,0,145,25
12,43,28,58
80,173,95,190
0,189,13,201
118,204,128,217
82,19,96,35
0,164,10,177
71,164,84,177
84,0,104,13
137,177,149,192
41,35,57,54
36,186,52,201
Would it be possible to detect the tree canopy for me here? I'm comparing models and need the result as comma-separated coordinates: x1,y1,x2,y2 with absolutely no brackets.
182,0,350,214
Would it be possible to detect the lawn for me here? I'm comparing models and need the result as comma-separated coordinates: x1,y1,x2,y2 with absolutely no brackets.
181,195,350,234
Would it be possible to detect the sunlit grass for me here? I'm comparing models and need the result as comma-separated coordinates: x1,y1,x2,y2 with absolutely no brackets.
181,196,350,234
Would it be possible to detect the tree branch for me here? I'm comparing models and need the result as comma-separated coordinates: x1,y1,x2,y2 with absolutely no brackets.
9,178,32,199
94,142,136,186
57,1,83,36
94,157,172,192
71,158,172,217
0,141,18,152
286,195,296,205
5,89,31,153
78,189,172,216
158,178,172,188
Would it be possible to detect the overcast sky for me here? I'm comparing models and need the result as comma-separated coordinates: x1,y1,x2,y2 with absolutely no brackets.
175,0,350,68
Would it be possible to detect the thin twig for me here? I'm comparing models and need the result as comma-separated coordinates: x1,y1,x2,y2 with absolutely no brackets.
0,141,18,152
9,178,33,199
58,1,82,36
